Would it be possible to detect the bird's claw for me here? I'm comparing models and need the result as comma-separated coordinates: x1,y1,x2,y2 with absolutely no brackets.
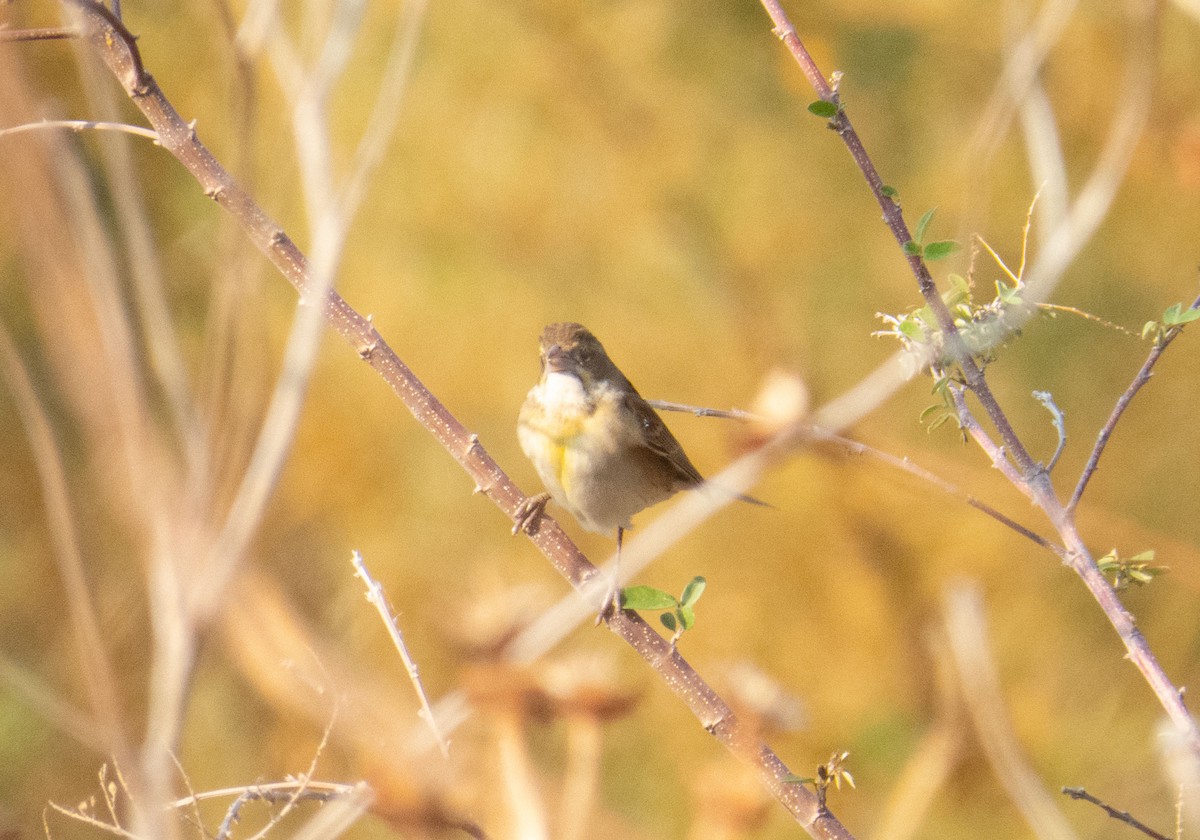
512,492,551,536
594,584,622,626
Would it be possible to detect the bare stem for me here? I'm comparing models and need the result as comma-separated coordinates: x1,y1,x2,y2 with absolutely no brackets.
0,119,160,143
0,26,79,41
649,399,1059,553
351,551,449,757
821,430,1062,556
1069,293,1200,513
1062,787,1172,840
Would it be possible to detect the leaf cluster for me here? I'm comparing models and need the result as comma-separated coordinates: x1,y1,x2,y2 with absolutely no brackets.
621,576,707,644
1096,549,1167,591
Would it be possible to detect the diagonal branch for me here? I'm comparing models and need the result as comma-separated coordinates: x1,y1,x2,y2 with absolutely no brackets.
60,1,852,835
1069,294,1200,513
758,0,1041,482
757,0,1199,757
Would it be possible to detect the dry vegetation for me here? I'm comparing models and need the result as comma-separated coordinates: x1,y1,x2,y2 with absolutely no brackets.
2,0,1200,839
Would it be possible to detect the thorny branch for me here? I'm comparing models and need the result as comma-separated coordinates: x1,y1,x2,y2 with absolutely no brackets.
1069,293,1200,512
757,0,1200,756
1062,787,1173,840
45,1,852,836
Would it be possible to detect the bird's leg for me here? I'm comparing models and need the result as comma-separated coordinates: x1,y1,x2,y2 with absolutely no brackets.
597,527,623,623
511,492,551,536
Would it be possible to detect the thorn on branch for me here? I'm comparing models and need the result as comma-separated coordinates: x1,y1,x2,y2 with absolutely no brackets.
463,433,481,458
357,337,379,360
1061,786,1172,840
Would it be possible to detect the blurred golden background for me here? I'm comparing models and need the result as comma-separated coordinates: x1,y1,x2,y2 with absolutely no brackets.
2,0,1200,838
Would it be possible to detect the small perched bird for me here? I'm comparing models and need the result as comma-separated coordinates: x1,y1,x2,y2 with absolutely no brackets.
514,322,753,617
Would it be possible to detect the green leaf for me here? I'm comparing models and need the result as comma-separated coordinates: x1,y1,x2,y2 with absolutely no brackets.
914,208,937,244
621,586,677,611
881,185,899,198
923,240,961,261
945,273,970,306
902,240,924,257
918,404,943,423
680,576,706,607
1130,549,1156,563
677,604,696,631
898,318,924,340
927,413,954,432
1163,303,1200,326
660,613,677,631
996,280,1023,306
807,100,839,118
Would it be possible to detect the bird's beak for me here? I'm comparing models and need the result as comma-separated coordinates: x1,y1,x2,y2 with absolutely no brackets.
544,343,570,373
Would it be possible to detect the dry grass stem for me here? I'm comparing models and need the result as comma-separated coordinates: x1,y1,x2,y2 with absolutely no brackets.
351,551,450,757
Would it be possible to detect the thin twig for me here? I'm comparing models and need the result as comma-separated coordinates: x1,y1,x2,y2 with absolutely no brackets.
46,801,140,840
288,782,374,840
0,26,78,41
169,753,206,840
1062,787,1172,840
0,118,160,143
822,431,1062,556
216,787,350,840
649,399,1059,552
352,551,450,757
1069,293,1200,513
205,0,425,623
241,709,339,840
98,764,123,830
646,399,758,421
169,781,356,809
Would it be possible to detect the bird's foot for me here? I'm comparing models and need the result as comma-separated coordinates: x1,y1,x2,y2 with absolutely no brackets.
511,492,551,536
595,583,622,626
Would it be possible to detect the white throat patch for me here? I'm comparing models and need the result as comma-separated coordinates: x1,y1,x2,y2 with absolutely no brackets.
540,370,589,409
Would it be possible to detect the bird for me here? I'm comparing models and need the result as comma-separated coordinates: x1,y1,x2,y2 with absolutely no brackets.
514,321,757,618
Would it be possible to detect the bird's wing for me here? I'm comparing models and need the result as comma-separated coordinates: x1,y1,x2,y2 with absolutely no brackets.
622,391,705,487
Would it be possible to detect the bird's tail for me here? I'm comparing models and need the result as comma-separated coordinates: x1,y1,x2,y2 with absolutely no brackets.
698,481,774,509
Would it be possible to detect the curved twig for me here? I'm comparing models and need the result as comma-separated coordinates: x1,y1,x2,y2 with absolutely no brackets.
0,119,160,142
